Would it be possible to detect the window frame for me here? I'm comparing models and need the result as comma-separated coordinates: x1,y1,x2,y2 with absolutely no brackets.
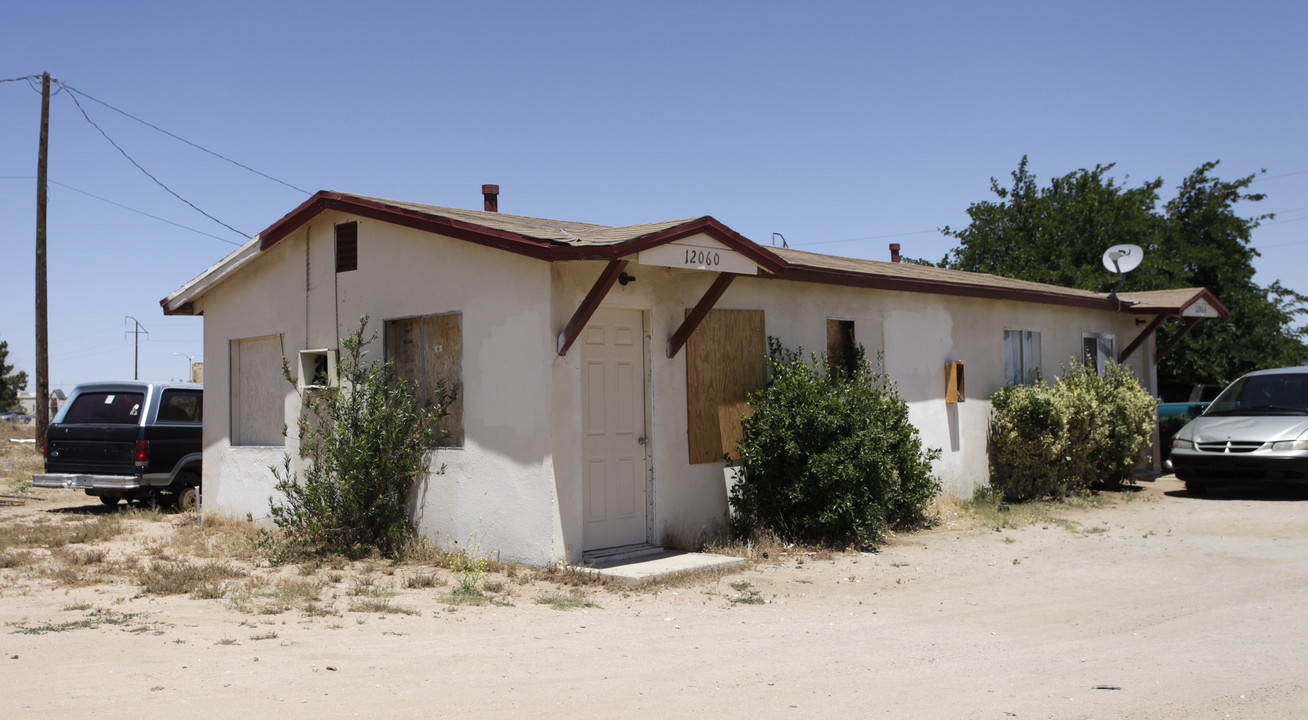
383,312,464,447
1003,328,1042,386
1081,332,1116,375
229,334,286,447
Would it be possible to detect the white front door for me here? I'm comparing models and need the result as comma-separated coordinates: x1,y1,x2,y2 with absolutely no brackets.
581,308,648,551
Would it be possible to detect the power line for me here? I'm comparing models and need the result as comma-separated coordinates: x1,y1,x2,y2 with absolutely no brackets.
60,83,311,196
58,80,251,239
1254,169,1308,183
1,177,243,245
50,180,243,245
794,228,940,247
1,74,38,83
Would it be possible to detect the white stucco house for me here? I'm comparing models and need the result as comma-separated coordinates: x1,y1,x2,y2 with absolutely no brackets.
161,187,1226,565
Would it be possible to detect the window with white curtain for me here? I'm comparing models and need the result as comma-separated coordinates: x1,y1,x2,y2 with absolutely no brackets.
1003,329,1042,385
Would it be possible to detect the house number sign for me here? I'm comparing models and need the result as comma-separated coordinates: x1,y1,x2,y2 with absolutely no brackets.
684,248,721,267
637,235,758,275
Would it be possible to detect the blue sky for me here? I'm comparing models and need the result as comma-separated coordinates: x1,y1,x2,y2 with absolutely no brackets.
2,1,1306,392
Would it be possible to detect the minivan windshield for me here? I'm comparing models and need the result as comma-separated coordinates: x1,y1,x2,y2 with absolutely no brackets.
1205,372,1308,415
61,391,145,425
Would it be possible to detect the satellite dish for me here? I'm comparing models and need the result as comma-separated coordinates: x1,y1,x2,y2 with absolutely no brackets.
1102,244,1143,274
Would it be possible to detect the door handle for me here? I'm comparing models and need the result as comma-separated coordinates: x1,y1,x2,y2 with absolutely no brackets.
637,436,647,445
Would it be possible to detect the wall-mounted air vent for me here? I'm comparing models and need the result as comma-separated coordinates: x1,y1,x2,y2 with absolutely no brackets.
298,349,338,389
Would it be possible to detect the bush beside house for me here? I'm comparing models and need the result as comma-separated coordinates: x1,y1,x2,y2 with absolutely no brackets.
989,360,1156,500
729,341,941,547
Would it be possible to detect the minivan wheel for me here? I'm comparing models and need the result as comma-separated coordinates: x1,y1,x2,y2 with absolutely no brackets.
174,486,198,512
1185,480,1208,496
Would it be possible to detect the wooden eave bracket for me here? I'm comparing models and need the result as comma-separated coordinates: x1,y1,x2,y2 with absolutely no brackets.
1117,314,1168,363
557,259,628,356
1156,317,1202,361
667,273,736,358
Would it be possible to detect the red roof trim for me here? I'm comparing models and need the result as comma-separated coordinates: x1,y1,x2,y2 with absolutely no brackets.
1181,288,1230,317
549,216,788,272
775,266,1123,311
259,192,555,260
247,192,1220,316
257,193,788,270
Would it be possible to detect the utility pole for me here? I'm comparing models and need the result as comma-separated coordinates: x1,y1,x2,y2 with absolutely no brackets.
34,71,50,442
125,317,148,380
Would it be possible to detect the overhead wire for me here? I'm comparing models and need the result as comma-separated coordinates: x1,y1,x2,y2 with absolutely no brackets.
49,180,243,245
59,83,312,196
793,228,939,247
57,80,252,239
0,175,244,245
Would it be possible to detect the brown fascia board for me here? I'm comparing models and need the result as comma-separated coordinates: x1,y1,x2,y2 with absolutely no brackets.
263,199,789,271
549,216,789,273
243,193,1178,313
1198,289,1230,317
774,266,1126,312
258,192,556,260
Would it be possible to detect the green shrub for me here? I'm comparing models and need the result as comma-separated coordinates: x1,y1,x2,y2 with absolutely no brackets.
729,340,941,546
988,359,1157,500
1059,361,1157,490
988,383,1069,500
268,317,452,559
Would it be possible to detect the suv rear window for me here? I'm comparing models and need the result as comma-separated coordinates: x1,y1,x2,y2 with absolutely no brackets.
62,392,145,425
157,390,203,424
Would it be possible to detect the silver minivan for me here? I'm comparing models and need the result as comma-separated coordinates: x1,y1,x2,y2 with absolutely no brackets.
1170,367,1308,494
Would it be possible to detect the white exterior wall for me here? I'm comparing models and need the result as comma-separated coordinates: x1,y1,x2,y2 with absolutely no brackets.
550,258,1156,560
195,214,562,565
193,217,1160,566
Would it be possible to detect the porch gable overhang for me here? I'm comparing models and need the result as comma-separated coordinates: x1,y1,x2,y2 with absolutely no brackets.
1114,287,1230,363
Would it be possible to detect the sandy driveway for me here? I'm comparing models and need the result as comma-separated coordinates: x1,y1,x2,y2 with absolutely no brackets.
3,476,1306,719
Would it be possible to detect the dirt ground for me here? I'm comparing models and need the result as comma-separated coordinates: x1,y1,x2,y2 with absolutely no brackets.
3,435,1307,719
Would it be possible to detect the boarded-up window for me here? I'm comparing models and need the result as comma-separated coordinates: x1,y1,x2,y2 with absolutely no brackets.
335,222,357,273
385,313,463,447
686,309,766,464
230,335,285,446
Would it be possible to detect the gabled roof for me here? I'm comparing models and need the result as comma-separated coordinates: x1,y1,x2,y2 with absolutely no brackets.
1116,287,1229,317
255,192,782,268
161,190,1226,319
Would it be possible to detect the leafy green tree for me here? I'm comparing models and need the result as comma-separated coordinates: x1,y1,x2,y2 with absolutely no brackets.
0,340,29,411
268,317,452,560
942,157,1166,290
943,157,1307,388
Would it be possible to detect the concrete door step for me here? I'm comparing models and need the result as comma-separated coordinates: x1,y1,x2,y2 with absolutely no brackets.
580,546,749,586
583,543,665,564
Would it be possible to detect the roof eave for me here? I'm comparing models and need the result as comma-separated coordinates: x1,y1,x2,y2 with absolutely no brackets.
260,191,557,260
550,216,788,273
776,265,1122,311
160,236,262,316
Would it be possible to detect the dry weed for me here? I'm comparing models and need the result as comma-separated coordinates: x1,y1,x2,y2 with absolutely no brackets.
135,559,248,596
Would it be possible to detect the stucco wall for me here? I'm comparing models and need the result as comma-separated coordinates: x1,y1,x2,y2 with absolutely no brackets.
549,258,1157,558
195,214,562,565
193,216,1160,566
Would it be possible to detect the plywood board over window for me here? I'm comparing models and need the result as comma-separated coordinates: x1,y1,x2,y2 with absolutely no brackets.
685,309,766,464
230,335,285,446
385,313,464,446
